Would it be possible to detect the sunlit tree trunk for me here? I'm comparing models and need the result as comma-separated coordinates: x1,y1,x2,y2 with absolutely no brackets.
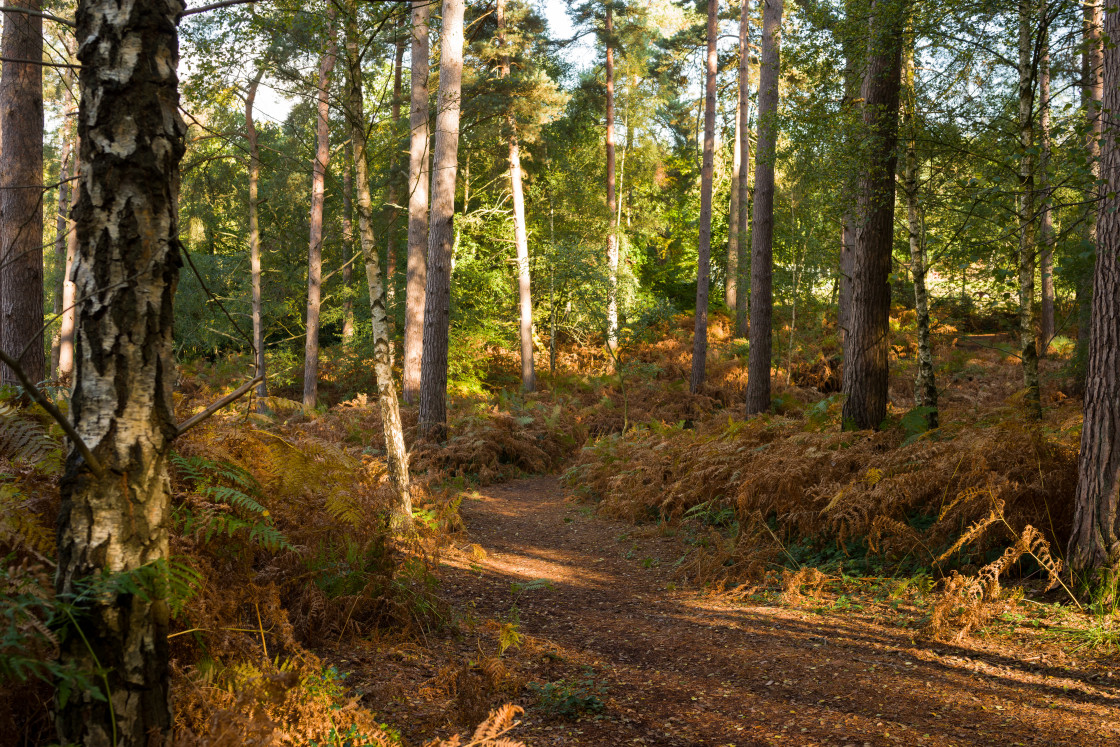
55,0,186,741
419,0,465,440
51,61,77,377
734,0,751,338
605,2,619,352
345,2,412,526
1039,8,1054,357
1068,0,1120,605
498,0,535,391
0,0,45,388
1017,0,1041,418
690,0,719,393
745,0,783,414
1077,1,1104,371
902,37,937,427
404,0,431,404
342,152,356,342
246,68,268,408
841,0,907,431
303,12,338,411
57,157,79,383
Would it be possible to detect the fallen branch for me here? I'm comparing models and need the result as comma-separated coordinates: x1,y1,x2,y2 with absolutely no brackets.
175,375,264,437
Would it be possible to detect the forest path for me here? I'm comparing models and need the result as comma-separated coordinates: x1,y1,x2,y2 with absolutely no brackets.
437,476,1119,747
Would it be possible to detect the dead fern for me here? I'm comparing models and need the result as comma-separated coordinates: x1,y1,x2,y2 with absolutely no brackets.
426,704,526,747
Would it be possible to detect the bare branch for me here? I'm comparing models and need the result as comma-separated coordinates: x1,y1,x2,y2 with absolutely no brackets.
175,375,264,437
0,5,75,27
0,349,103,477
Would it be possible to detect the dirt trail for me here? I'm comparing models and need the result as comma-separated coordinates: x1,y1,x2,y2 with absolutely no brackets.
436,477,1119,747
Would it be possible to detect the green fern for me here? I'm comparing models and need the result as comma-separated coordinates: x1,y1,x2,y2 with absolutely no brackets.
0,403,61,473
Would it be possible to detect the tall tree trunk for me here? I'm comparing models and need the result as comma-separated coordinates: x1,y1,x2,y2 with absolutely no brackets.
605,2,619,352
246,68,268,408
342,151,356,342
498,0,535,392
57,156,79,383
690,0,719,393
837,0,861,346
735,0,752,338
1017,0,1041,419
51,62,76,377
1077,1,1104,371
345,2,412,526
728,95,741,321
55,0,186,742
902,37,937,427
1068,0,1120,605
418,0,465,441
0,0,45,388
303,12,338,411
385,23,406,324
840,0,907,431
745,0,783,414
1039,12,1054,357
403,0,431,404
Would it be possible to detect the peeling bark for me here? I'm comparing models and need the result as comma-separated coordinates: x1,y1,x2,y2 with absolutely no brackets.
605,2,619,353
55,0,187,742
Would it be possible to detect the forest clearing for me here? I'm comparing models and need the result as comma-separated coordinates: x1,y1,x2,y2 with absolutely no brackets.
2,0,1120,745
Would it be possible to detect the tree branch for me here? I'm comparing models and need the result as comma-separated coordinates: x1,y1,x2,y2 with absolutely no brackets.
0,6,75,27
0,349,103,477
175,376,264,437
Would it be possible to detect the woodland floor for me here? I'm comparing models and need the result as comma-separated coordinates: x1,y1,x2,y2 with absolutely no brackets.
326,476,1120,747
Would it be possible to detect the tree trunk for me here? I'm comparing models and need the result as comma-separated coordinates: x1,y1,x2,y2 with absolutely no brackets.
385,23,406,324
345,2,412,527
690,0,719,393
1077,1,1104,370
403,0,431,404
745,0,783,415
1017,0,1041,419
605,3,619,352
903,38,937,427
51,63,76,377
728,95,741,322
418,0,464,441
57,161,79,383
55,1,186,742
246,68,269,408
1068,0,1120,604
303,13,338,411
840,0,907,431
0,0,45,389
735,0,752,338
342,151,356,342
498,0,535,392
1039,13,1054,357
837,0,861,346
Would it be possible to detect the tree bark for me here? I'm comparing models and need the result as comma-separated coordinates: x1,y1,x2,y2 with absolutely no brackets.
57,157,79,383
303,11,338,411
734,0,751,338
342,151,356,342
745,0,783,415
840,0,907,431
728,94,740,319
837,0,861,347
690,0,719,393
385,22,406,324
1039,12,1054,357
0,0,45,388
902,37,937,427
1068,0,1120,603
1077,1,1104,370
498,0,535,392
55,1,186,742
1017,0,1041,419
418,0,464,441
51,61,76,377
403,0,430,404
605,2,619,352
246,68,268,408
345,1,412,527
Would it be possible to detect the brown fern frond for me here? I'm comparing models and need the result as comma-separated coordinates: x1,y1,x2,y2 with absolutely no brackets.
934,498,1004,565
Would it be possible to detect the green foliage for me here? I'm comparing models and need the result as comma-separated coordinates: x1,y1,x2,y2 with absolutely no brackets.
529,668,608,721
